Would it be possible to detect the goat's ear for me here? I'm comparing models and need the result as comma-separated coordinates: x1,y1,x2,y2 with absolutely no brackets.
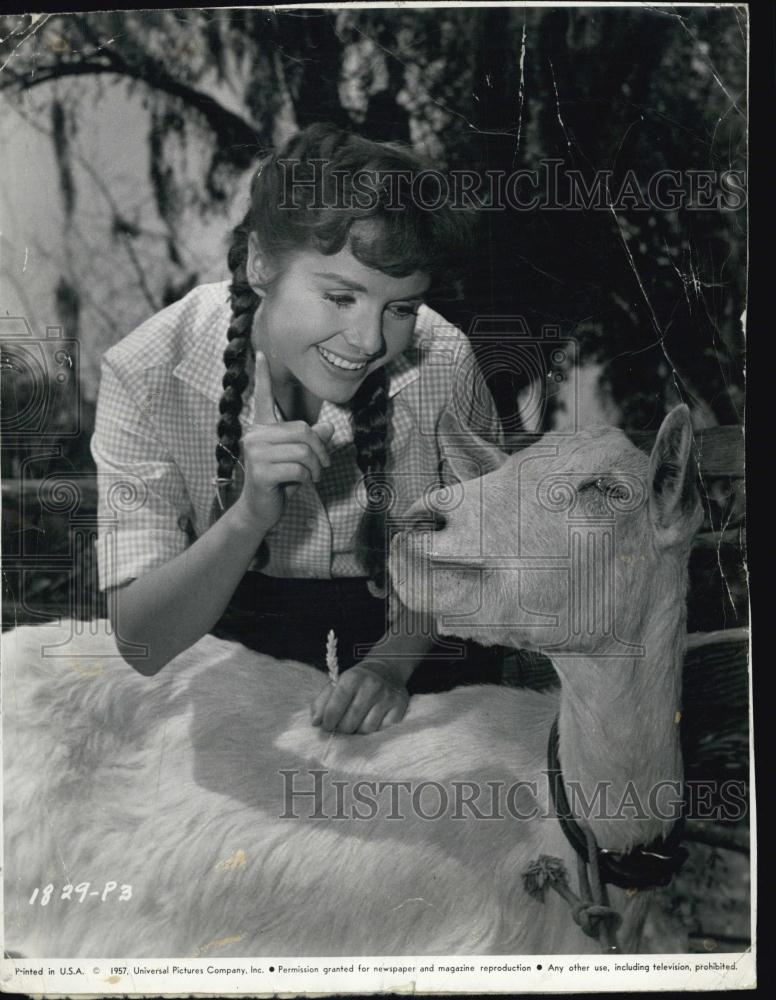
437,409,508,481
648,404,701,547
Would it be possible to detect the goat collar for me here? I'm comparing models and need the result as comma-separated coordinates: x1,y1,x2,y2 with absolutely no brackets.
547,716,688,891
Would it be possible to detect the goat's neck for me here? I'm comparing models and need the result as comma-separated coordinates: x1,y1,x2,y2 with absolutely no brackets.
553,560,686,853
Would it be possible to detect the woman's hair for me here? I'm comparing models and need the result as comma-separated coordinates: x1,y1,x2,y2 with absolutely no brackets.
211,123,475,591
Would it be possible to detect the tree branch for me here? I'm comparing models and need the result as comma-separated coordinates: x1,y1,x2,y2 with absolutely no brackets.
2,56,261,169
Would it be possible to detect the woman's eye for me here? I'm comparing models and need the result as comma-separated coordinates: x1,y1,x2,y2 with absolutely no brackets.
323,294,419,319
324,293,356,309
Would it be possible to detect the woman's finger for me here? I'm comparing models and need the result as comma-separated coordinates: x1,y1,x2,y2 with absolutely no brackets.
282,422,332,470
336,677,385,734
319,680,360,733
380,700,408,729
311,682,333,725
252,351,279,426
249,442,323,482
313,421,335,447
246,422,331,471
357,702,390,735
260,462,313,486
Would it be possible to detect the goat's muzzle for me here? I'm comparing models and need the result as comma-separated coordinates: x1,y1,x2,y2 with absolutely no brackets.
399,506,448,535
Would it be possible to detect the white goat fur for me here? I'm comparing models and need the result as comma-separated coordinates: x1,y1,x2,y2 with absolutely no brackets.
3,410,700,958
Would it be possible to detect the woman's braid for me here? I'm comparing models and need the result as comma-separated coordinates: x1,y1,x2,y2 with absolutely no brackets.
351,366,391,591
209,236,259,525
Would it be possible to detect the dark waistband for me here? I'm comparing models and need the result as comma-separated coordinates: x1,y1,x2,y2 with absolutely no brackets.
242,572,371,592
223,572,376,611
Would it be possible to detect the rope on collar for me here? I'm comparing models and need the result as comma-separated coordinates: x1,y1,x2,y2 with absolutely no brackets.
547,716,688,891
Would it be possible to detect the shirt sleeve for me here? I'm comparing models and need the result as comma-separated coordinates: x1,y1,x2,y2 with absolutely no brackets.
90,357,194,592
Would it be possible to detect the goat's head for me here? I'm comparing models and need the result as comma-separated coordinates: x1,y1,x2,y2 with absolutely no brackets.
390,405,703,655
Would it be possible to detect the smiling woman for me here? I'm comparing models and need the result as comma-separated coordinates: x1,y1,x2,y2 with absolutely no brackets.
245,239,431,413
90,123,505,735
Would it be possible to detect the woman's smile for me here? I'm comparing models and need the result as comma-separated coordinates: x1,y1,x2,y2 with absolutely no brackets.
317,344,372,373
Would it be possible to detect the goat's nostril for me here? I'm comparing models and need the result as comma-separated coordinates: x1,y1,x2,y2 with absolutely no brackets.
430,509,447,532
405,507,447,533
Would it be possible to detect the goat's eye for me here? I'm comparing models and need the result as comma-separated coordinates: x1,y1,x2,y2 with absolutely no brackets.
594,478,629,501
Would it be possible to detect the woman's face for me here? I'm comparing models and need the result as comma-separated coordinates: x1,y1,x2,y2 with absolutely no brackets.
247,234,430,407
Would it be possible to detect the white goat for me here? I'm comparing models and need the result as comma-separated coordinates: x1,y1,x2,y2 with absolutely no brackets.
2,406,700,958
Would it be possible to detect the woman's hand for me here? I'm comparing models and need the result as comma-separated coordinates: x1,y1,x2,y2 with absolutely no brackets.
233,352,334,534
311,659,410,734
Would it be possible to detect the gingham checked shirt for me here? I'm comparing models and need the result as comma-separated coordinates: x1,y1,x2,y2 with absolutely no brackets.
91,281,503,592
